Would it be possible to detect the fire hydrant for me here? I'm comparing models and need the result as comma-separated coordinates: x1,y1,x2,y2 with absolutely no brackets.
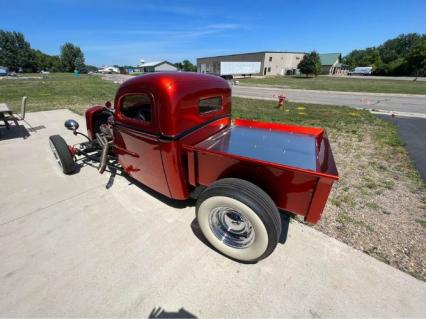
275,94,286,109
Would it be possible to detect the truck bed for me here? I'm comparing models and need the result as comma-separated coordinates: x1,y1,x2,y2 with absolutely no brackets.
196,123,316,171
193,119,338,178
185,118,338,223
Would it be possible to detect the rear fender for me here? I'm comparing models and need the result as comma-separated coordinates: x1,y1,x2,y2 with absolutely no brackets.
191,152,318,217
216,166,317,218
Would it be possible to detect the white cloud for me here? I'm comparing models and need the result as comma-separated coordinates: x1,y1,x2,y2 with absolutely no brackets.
90,23,243,38
82,22,245,65
205,24,242,30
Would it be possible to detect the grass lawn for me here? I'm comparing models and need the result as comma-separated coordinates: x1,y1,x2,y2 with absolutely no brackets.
0,73,117,114
1,73,425,280
238,75,426,95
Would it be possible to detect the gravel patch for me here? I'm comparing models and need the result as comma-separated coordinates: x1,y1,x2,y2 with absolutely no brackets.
313,126,426,281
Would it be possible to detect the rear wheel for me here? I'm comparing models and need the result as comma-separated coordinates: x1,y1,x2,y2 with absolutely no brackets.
49,135,77,174
196,178,281,262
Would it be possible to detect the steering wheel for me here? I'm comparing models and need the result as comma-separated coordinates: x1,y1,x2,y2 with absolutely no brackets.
138,111,146,122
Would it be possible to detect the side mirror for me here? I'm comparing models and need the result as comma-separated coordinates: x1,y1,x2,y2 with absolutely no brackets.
105,101,112,109
64,119,79,131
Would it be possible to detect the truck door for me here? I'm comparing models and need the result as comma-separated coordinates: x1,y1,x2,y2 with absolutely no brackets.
113,92,171,197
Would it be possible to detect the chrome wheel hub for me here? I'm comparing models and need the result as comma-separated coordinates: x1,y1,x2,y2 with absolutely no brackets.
208,207,255,249
49,140,62,168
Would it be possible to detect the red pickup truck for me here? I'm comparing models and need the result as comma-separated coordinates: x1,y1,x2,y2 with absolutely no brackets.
49,72,338,262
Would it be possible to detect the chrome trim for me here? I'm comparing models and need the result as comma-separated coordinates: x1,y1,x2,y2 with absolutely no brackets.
49,140,62,168
208,206,255,249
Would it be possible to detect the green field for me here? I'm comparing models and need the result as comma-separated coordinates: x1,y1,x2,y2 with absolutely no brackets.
238,75,426,95
0,73,117,114
1,72,425,279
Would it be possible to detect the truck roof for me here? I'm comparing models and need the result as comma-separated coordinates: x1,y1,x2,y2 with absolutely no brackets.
115,72,232,137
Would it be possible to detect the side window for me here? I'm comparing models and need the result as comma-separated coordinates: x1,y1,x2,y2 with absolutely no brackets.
120,94,152,122
269,56,272,62
199,97,222,114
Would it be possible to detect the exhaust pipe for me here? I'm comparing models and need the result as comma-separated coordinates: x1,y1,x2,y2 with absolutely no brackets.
96,134,109,174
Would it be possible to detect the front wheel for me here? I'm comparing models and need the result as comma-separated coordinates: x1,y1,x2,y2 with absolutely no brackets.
196,178,282,262
49,135,77,174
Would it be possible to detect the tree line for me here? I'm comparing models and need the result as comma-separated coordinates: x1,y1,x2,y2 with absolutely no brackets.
343,33,426,76
0,30,86,72
174,60,197,72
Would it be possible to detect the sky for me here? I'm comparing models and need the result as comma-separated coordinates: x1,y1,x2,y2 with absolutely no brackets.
1,0,425,66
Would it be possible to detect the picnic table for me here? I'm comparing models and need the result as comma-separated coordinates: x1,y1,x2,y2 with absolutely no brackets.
0,103,18,129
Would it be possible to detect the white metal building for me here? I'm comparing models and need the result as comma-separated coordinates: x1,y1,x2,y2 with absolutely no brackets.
138,61,177,72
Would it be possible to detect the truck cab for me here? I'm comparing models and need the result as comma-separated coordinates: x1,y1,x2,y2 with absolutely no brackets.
50,72,338,262
111,73,232,200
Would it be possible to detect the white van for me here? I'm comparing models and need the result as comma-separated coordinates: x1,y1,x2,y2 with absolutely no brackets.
348,67,373,76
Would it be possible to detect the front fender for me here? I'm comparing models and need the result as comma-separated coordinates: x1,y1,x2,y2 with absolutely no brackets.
85,105,108,140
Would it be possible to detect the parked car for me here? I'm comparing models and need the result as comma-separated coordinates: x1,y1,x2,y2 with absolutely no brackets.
49,73,338,262
348,67,373,76
0,66,8,76
78,67,88,74
98,66,119,74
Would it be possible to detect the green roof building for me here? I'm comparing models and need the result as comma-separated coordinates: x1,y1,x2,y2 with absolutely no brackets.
319,53,348,75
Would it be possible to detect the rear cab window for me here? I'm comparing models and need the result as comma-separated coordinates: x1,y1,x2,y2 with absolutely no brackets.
199,96,222,115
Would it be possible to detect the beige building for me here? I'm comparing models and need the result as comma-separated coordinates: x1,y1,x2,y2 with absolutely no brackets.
197,51,305,76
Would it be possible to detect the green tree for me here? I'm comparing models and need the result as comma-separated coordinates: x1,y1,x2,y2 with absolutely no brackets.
175,60,196,72
406,39,426,77
60,42,85,72
32,49,62,72
182,60,196,71
298,51,321,77
0,30,36,71
343,33,426,76
174,62,183,70
344,47,382,69
74,56,85,71
379,33,423,64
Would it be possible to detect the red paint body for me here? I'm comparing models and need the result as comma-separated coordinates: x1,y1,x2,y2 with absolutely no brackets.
85,72,338,223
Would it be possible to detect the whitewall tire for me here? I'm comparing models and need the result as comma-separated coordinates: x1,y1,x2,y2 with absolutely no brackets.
196,178,281,262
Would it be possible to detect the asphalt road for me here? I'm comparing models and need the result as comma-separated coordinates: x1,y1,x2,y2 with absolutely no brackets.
336,75,426,81
233,85,426,116
0,110,425,317
377,115,426,181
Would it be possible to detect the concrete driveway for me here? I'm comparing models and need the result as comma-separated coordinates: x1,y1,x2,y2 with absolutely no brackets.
0,110,425,317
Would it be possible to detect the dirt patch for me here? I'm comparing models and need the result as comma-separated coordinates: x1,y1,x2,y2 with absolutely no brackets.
314,126,426,281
